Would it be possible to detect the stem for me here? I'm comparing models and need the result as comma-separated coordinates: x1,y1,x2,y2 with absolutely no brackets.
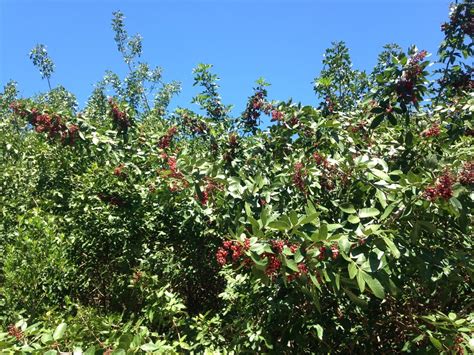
46,77,52,91
127,62,151,113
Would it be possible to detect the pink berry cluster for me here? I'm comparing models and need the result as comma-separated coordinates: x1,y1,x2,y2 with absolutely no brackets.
287,263,309,282
421,123,441,138
325,96,335,113
10,101,80,145
7,325,24,341
23,109,80,146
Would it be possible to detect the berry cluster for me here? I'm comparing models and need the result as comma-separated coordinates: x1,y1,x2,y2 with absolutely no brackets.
325,96,335,113
242,87,272,129
113,163,126,177
293,162,307,193
421,123,441,138
108,98,130,132
271,110,284,122
161,156,189,192
263,253,282,277
196,178,221,205
216,239,251,266
223,133,239,163
15,105,81,145
313,152,340,191
158,126,178,149
423,170,455,201
396,50,428,105
132,270,143,284
7,325,24,341
181,112,208,135
287,263,308,282
97,193,126,207
459,161,473,186
318,244,340,261
442,3,474,36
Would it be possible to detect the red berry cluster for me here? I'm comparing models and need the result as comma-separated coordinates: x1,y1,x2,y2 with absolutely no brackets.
108,98,130,131
263,253,282,277
98,193,126,207
349,120,368,134
181,112,208,135
242,88,272,129
423,170,455,201
223,133,239,163
325,96,335,113
313,153,339,191
197,178,221,205
113,163,125,177
293,162,307,193
421,123,441,138
7,325,24,341
287,263,308,282
396,50,428,105
20,107,80,145
216,239,251,266
132,270,143,284
442,3,474,36
158,126,178,149
318,244,339,261
271,110,284,122
271,239,285,254
313,152,326,166
163,156,189,192
459,161,473,186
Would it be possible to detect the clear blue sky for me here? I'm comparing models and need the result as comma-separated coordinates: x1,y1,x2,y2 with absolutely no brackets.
0,0,451,114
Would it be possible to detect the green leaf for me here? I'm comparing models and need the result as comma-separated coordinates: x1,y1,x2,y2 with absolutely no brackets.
339,203,356,214
343,287,368,308
357,270,366,293
285,258,299,272
315,324,324,341
348,215,360,224
370,114,384,129
268,221,290,231
53,322,67,340
140,343,160,352
370,168,390,182
429,336,442,350
382,236,400,258
362,274,385,299
348,262,357,279
359,208,380,218
299,212,319,225
319,223,328,240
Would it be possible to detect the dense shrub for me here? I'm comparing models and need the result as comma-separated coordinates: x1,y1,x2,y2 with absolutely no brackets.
0,1,473,353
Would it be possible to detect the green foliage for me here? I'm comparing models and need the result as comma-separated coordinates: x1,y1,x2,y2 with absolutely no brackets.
1,2,473,353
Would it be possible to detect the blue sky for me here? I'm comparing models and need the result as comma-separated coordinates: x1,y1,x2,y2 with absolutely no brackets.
0,0,451,114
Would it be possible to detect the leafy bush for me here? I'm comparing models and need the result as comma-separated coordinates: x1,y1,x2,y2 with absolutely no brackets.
0,1,473,353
